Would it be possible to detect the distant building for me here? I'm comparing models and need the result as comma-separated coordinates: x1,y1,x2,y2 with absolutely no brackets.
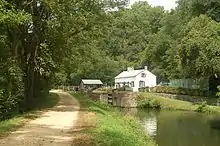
115,66,157,92
80,79,103,90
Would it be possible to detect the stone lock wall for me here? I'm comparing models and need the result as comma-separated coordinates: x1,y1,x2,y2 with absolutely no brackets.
99,94,109,104
112,92,139,108
88,91,111,104
88,91,139,108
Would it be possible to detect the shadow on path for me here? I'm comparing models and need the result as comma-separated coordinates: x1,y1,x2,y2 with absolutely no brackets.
0,90,81,146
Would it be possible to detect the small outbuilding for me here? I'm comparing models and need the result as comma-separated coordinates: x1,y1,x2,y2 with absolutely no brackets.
80,79,103,90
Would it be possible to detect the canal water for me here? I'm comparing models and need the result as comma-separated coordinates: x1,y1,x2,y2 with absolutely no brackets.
122,109,220,146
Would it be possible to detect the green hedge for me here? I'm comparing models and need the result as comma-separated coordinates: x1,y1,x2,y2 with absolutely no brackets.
138,87,150,92
146,86,211,97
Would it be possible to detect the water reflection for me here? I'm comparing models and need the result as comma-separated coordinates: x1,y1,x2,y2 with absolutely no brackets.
143,116,157,136
122,108,220,146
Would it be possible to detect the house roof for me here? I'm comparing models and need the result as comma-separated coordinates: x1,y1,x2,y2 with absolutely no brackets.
82,79,103,85
115,69,156,79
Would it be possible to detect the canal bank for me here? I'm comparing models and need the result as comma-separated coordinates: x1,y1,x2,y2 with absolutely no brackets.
138,93,220,114
72,92,156,146
78,91,220,146
89,90,220,114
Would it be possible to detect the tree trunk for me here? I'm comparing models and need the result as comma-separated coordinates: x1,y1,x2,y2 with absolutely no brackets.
24,0,46,109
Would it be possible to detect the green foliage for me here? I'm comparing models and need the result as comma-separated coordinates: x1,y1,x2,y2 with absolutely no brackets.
139,87,150,92
177,0,220,22
217,85,220,105
179,15,220,78
2,0,220,123
195,101,208,113
0,0,123,120
54,0,220,89
137,98,161,109
0,0,30,26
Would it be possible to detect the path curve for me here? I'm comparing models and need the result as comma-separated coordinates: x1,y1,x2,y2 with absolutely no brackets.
0,90,80,146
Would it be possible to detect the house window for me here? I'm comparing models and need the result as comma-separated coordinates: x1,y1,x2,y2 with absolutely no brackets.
141,73,146,78
130,81,134,87
139,81,145,88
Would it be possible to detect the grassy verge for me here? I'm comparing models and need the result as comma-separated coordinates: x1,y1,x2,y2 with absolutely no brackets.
72,92,156,146
0,93,59,136
138,93,220,114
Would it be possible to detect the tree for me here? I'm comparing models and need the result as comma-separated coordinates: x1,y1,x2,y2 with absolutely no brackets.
179,15,220,78
177,0,220,22
0,0,123,116
102,2,165,69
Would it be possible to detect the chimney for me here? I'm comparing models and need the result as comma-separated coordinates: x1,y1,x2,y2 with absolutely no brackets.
127,67,134,71
144,66,148,70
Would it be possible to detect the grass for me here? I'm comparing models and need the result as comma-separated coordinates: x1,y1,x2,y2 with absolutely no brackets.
139,93,220,114
0,92,59,136
72,92,156,146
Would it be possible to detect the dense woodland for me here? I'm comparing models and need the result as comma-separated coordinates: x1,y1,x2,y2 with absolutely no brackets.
1,0,220,119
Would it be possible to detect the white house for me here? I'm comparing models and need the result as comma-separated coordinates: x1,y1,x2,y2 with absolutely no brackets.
114,66,157,92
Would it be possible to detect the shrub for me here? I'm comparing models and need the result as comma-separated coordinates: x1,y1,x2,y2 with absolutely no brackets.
137,99,151,108
195,101,208,113
0,89,24,120
138,87,150,92
138,88,145,92
137,98,161,109
150,99,161,109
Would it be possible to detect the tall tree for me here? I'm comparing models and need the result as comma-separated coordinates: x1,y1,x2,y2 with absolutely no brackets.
179,15,220,78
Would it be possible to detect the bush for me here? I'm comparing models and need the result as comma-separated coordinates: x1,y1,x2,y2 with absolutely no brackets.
138,87,150,92
137,98,161,109
0,89,24,120
150,99,161,109
153,86,209,97
195,101,208,113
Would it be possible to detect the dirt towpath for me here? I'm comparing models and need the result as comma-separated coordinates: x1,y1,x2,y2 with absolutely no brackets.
0,90,80,146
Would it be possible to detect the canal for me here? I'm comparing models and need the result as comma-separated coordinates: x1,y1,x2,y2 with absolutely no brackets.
122,109,220,146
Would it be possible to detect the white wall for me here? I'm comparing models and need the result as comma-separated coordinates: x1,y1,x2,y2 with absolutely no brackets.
115,70,157,92
133,70,156,91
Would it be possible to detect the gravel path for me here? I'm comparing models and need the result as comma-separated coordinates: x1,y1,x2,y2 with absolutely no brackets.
0,90,80,146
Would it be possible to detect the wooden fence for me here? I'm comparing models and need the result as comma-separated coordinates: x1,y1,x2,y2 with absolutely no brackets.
56,86,79,91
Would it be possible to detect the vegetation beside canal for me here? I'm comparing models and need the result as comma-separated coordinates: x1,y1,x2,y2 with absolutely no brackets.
73,92,156,146
138,93,220,114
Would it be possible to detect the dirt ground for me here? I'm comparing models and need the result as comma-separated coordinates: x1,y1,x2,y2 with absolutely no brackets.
0,90,95,146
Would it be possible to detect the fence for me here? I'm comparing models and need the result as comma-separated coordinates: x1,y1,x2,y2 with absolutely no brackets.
170,78,209,90
56,86,78,91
